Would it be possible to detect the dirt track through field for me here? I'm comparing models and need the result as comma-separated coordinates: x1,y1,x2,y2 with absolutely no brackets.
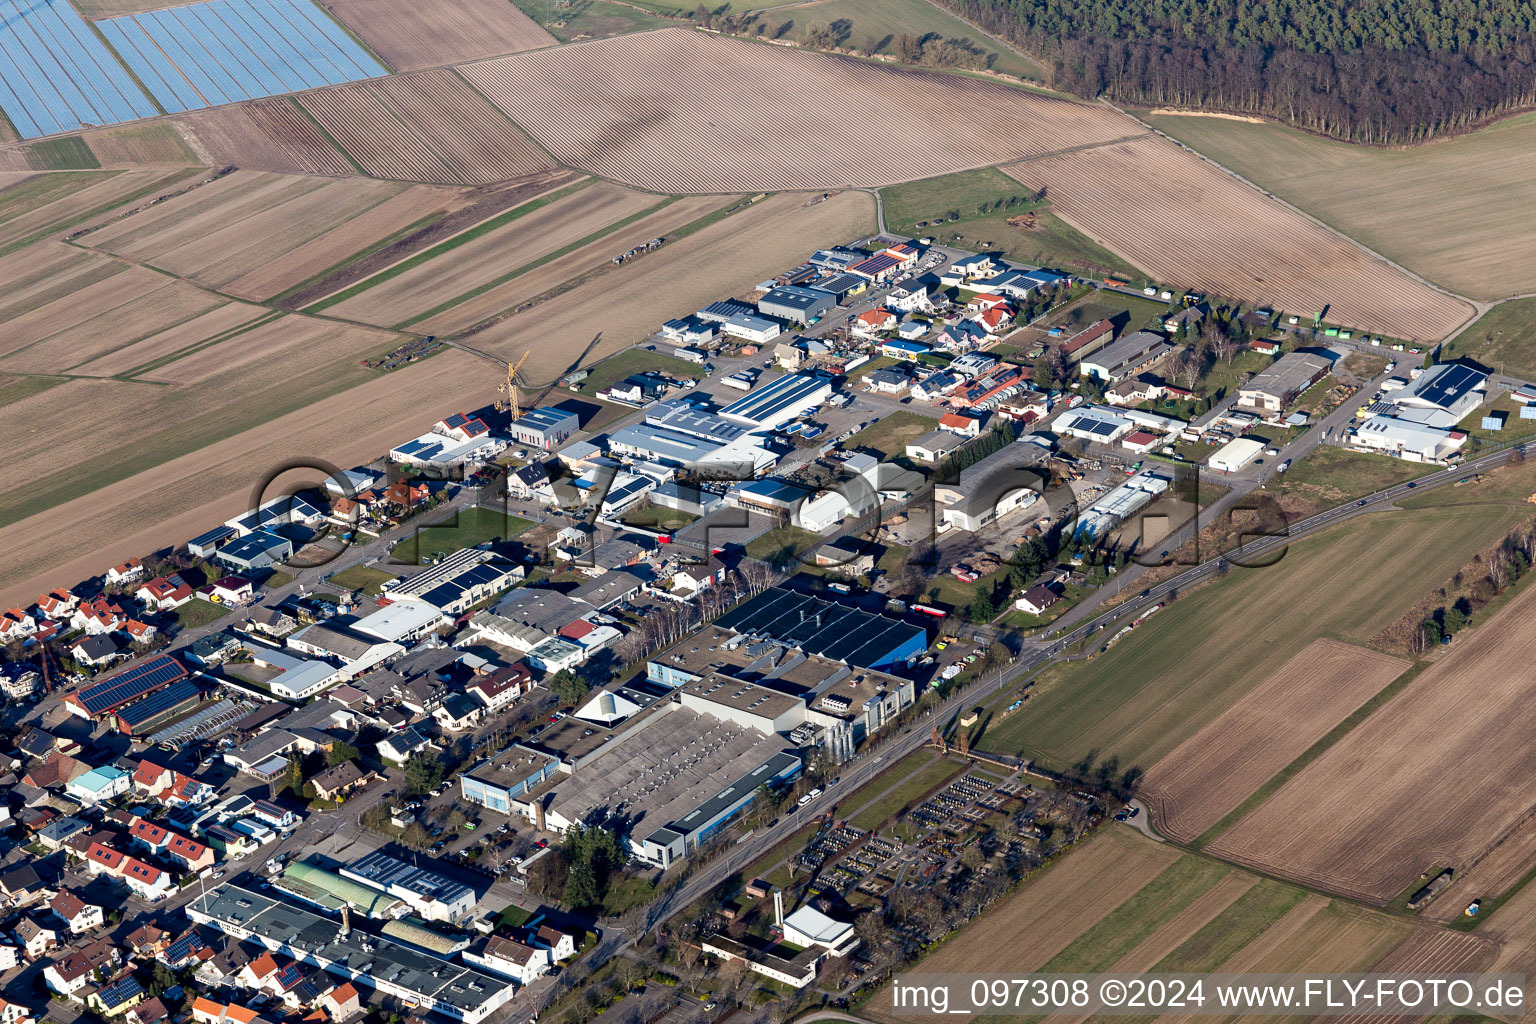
143,315,399,384
70,303,269,377
1209,582,1536,903
1003,136,1475,341
173,100,355,177
1142,639,1409,843
461,28,1140,193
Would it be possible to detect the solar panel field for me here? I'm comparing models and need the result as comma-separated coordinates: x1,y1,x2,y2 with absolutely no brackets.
0,0,159,137
100,0,386,110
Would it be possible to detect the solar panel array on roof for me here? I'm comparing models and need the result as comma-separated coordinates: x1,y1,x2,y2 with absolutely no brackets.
116,680,203,730
1065,414,1119,437
1415,363,1485,408
720,373,828,425
75,653,187,715
715,589,925,671
416,563,517,611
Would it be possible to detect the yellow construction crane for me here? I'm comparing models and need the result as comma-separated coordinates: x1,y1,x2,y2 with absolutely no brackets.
497,350,532,419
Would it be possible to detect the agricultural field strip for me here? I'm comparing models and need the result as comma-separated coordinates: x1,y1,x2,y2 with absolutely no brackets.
366,70,555,185
82,171,414,288
70,302,271,377
1423,812,1536,923
981,506,1521,772
1210,579,1536,904
1141,639,1409,844
143,314,397,384
468,191,875,387
1002,137,1474,341
325,179,657,326
0,0,158,138
299,84,460,183
458,28,1138,193
1146,112,1536,301
414,193,735,336
0,167,198,254
323,0,554,73
99,0,385,112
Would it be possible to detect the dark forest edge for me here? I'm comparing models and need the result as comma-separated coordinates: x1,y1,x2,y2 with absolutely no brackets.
933,0,1536,144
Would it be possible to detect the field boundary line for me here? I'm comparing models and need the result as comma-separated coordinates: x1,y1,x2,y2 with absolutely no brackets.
1104,99,1485,337
283,97,368,176
0,166,202,258
266,209,450,307
305,175,595,312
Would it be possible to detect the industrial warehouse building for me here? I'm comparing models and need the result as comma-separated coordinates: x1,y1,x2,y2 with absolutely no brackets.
1208,436,1266,473
713,588,927,672
214,531,293,573
384,547,525,615
340,850,476,922
1078,331,1174,383
188,885,514,1022
719,372,833,430
757,285,835,325
508,407,580,451
1238,350,1332,413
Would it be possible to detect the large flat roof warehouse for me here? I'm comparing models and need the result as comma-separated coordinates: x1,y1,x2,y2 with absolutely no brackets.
714,588,927,672
720,373,833,429
187,884,512,1023
341,849,476,910
651,628,860,692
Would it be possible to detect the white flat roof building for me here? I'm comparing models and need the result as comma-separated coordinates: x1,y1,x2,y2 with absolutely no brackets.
352,602,447,644
1354,415,1469,462
1207,437,1265,473
1055,406,1135,444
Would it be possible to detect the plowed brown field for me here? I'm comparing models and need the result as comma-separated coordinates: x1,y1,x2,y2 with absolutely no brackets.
370,71,555,184
1003,136,1474,341
460,28,1140,193
1424,812,1536,923
324,0,553,71
0,348,488,607
0,168,197,251
144,315,398,384
70,304,270,378
1209,581,1536,903
327,179,663,327
175,100,354,177
1142,639,1409,843
83,169,461,299
86,171,427,291
300,86,457,183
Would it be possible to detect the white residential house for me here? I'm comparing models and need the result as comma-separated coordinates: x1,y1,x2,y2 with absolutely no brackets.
886,283,932,314
464,936,550,984
106,558,145,584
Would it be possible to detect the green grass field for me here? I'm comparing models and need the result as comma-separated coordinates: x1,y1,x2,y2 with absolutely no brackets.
25,137,99,170
509,0,679,40
390,505,536,565
843,410,939,460
981,504,1529,772
1142,111,1536,301
1272,446,1427,508
328,565,398,595
744,524,825,564
172,598,229,630
1441,298,1536,379
847,754,966,830
779,0,1040,78
619,504,699,532
880,167,1138,277
584,347,707,397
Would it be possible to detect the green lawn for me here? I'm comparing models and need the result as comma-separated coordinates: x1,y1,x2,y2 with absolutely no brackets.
328,565,398,595
981,504,1529,771
1198,348,1274,403
744,524,825,565
497,904,533,928
586,347,706,397
619,504,699,532
883,167,1042,237
773,0,1041,79
508,0,679,40
173,598,229,630
842,411,939,460
390,505,536,565
1273,446,1426,508
995,583,1089,630
1442,298,1536,378
847,754,966,830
